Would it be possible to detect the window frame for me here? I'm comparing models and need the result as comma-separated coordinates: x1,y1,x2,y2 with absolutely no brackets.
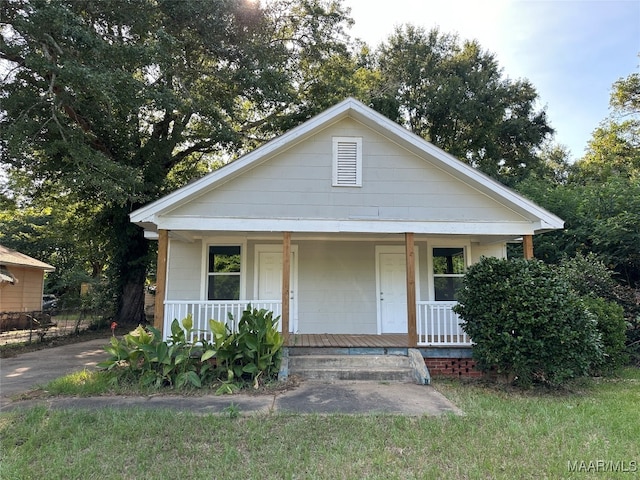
202,240,246,301
429,245,468,302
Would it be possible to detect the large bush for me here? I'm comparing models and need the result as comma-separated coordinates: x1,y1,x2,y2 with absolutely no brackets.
453,257,603,386
557,253,630,372
581,297,628,373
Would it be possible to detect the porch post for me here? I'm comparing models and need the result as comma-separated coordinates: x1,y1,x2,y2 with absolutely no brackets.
154,229,169,333
281,231,291,343
523,234,534,260
405,232,418,347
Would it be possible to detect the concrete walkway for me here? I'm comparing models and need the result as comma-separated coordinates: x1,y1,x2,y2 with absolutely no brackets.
0,338,462,416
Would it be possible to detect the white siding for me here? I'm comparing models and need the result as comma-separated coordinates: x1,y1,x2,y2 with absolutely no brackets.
296,240,378,334
166,240,202,301
470,243,507,264
167,118,527,224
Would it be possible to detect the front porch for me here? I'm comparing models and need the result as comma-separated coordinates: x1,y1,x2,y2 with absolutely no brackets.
162,300,472,347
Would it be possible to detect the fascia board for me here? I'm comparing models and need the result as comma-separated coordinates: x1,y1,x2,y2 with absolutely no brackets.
155,216,536,236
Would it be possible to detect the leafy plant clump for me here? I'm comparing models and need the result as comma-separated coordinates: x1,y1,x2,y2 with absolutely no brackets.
453,257,603,387
97,306,284,391
209,306,284,390
98,315,215,389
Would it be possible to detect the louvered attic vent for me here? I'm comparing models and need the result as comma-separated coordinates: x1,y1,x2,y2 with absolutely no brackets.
332,137,362,187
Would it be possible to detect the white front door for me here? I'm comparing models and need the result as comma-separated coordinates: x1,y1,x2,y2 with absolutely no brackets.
378,251,407,333
255,246,298,332
376,246,420,334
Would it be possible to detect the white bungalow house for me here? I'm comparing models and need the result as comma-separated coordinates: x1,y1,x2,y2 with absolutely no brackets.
130,98,563,355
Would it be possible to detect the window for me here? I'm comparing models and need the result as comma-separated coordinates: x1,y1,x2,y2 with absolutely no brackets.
433,247,465,301
332,137,362,187
207,246,241,300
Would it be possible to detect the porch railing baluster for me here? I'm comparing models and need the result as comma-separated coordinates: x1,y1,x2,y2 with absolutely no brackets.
416,301,470,347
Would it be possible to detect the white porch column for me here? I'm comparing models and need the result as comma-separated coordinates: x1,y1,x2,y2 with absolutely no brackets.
154,229,169,334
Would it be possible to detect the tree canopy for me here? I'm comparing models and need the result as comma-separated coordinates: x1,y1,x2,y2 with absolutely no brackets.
0,0,558,322
372,25,553,184
1,0,357,322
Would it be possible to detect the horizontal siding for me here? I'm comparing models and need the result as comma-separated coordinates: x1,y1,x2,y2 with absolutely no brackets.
470,243,507,263
296,240,377,334
0,267,44,311
166,240,202,301
168,118,527,224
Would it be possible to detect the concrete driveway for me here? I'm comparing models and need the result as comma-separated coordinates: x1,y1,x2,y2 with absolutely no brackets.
0,338,462,416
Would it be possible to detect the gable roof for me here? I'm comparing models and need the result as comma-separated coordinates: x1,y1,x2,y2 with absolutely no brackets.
0,245,55,272
130,97,563,235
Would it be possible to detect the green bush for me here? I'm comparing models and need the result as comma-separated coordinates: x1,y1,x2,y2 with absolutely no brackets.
453,257,603,387
557,253,633,370
581,296,629,373
556,253,617,299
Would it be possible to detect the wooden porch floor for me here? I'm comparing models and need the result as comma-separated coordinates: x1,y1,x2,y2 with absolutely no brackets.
286,334,409,348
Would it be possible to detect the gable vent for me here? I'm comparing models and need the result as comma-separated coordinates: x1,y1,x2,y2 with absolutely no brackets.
333,137,362,187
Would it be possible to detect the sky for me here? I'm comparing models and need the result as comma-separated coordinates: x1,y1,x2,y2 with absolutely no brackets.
344,0,640,160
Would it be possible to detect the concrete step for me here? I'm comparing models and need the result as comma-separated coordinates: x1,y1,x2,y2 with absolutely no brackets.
289,354,409,369
285,350,430,384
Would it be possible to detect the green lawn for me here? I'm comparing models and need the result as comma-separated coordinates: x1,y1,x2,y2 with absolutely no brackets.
1,370,639,479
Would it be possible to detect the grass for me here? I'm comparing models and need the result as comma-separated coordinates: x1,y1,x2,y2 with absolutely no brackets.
1,370,639,479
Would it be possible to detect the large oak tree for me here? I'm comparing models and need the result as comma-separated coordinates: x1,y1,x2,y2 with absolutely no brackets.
1,0,355,323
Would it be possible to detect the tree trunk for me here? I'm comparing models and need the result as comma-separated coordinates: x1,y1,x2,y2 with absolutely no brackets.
106,204,151,325
118,279,146,325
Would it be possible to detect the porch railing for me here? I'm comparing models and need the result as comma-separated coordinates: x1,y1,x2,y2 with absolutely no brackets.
416,301,471,346
163,300,470,346
164,300,282,342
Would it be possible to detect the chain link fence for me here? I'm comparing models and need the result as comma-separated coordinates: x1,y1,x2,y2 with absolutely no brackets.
0,309,107,346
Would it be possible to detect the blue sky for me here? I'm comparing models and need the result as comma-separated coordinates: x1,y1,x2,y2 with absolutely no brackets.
345,0,640,160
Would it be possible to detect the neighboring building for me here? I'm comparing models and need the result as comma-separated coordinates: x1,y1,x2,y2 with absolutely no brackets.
0,245,55,312
130,98,563,351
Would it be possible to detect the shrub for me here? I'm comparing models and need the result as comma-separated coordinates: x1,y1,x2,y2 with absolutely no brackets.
581,296,629,373
558,253,634,370
557,252,617,299
453,257,603,387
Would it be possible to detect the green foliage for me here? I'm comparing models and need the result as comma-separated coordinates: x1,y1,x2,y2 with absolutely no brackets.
557,253,634,371
581,296,628,373
453,257,603,387
98,307,283,390
97,316,215,389
557,252,618,299
373,25,552,184
208,306,284,387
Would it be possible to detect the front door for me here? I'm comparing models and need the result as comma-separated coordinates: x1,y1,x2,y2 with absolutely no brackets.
256,246,298,332
378,250,408,333
376,246,420,334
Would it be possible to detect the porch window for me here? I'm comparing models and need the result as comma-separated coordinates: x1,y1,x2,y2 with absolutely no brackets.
433,247,465,301
207,246,241,300
332,137,362,187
